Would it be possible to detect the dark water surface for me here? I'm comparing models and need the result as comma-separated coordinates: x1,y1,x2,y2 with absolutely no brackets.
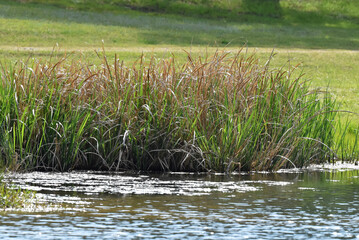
1,166,359,239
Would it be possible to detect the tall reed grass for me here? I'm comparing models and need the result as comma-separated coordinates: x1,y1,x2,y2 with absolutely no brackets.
0,50,356,172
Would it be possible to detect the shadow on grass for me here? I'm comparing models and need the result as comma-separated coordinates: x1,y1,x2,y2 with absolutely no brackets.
0,0,358,49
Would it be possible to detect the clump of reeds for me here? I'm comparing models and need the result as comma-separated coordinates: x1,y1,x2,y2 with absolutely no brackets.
0,50,356,172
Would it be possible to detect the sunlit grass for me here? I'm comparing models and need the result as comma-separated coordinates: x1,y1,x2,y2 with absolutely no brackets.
0,0,358,50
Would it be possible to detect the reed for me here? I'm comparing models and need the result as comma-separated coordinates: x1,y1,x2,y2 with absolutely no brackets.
0,51,356,172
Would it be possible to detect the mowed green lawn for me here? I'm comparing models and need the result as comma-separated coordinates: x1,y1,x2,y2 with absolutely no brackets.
1,0,359,49
0,0,358,125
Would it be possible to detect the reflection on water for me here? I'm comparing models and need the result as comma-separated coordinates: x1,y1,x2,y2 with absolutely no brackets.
1,168,359,239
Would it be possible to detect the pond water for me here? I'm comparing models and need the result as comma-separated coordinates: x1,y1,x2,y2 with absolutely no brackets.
1,164,359,239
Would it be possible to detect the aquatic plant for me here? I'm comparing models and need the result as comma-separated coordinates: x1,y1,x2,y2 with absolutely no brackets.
0,175,35,209
0,50,356,172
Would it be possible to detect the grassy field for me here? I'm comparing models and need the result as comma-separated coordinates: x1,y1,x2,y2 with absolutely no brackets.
1,0,358,49
0,0,358,172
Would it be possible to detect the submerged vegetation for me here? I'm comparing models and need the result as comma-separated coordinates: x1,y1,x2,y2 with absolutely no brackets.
0,175,35,209
0,51,356,172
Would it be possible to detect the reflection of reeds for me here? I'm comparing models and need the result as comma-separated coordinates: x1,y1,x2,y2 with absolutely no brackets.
0,50,355,172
